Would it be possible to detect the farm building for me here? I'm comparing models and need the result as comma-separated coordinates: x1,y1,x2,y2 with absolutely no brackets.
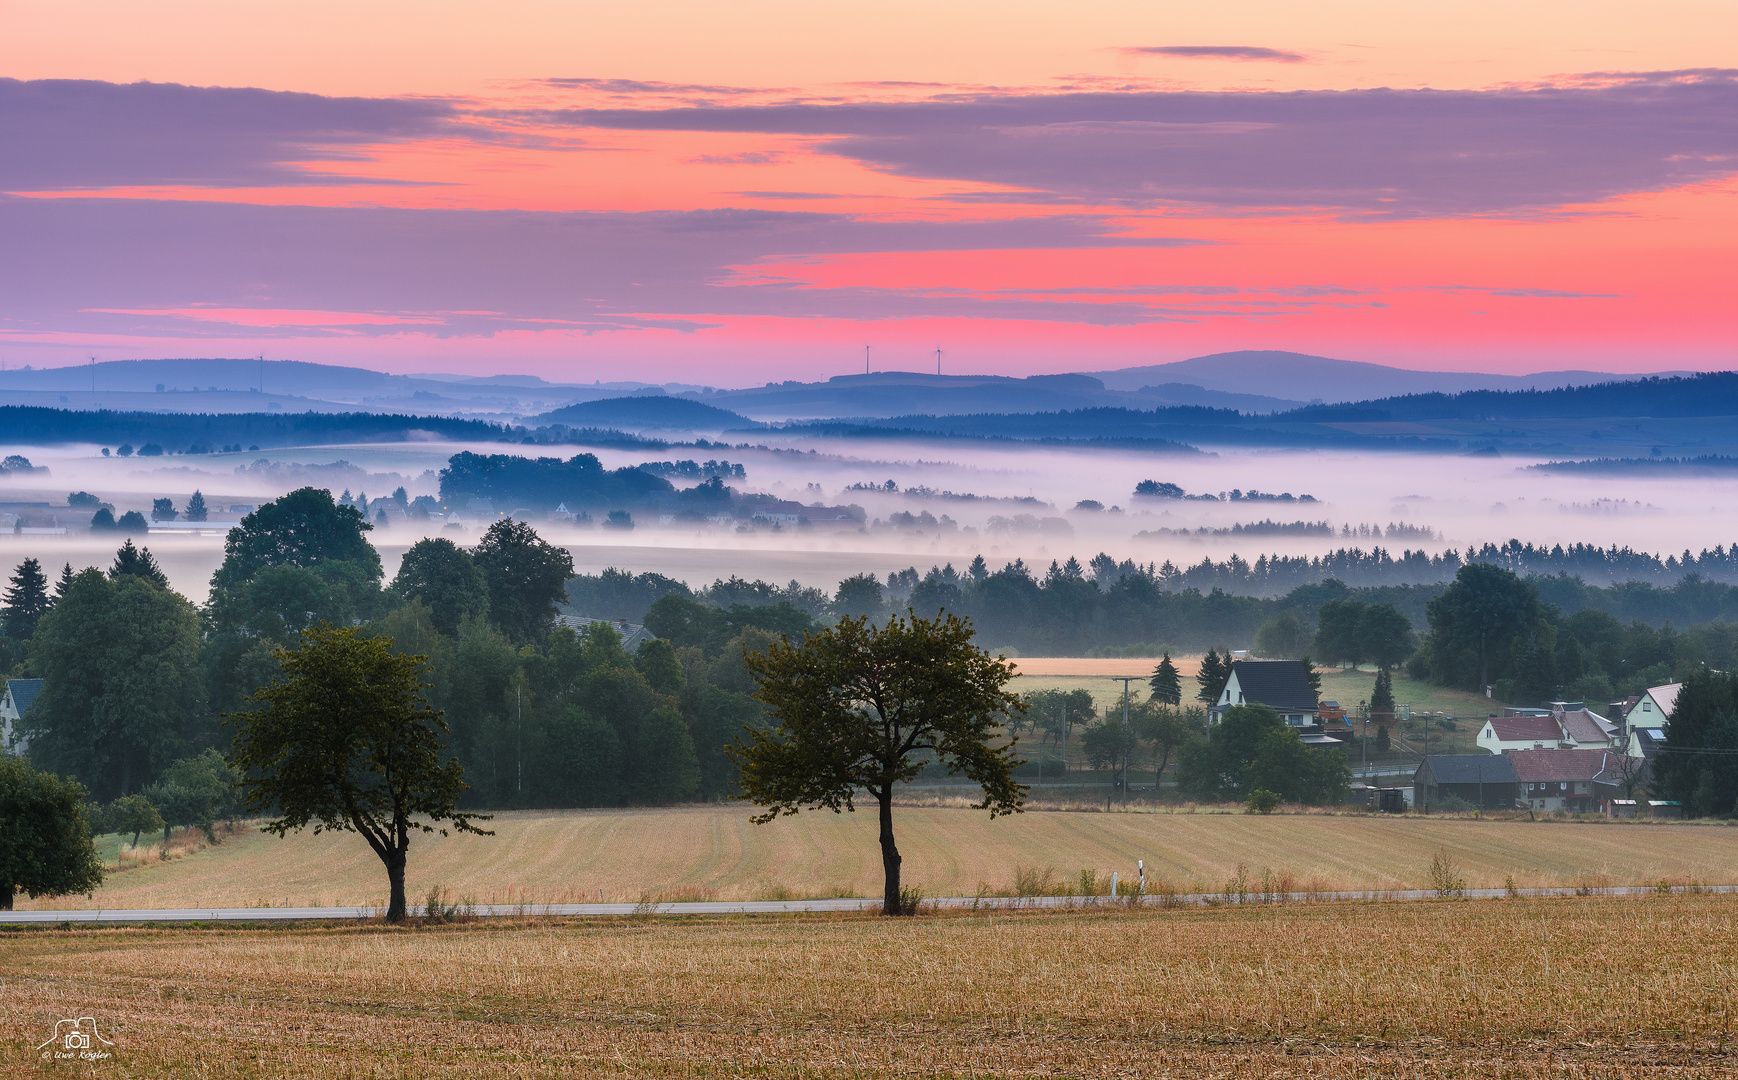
1413,754,1521,810
1509,748,1624,813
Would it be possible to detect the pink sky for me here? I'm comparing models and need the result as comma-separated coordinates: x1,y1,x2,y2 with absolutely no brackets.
1,0,1734,385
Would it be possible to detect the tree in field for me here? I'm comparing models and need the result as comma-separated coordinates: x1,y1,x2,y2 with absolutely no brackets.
1195,647,1229,704
143,749,237,843
110,540,170,588
1313,599,1366,668
1425,564,1546,690
1357,604,1417,671
391,537,490,636
1369,668,1396,715
228,625,491,923
1254,610,1311,659
1024,687,1095,764
734,612,1026,915
183,490,209,522
471,519,573,643
116,510,149,532
25,568,204,799
2,557,52,641
106,793,164,849
1149,653,1182,705
151,497,178,522
0,757,104,910
1133,702,1199,788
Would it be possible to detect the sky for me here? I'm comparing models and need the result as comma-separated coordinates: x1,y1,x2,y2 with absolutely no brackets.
2,0,1734,386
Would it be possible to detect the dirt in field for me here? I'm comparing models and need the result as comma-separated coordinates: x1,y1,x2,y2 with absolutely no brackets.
3,896,1735,1077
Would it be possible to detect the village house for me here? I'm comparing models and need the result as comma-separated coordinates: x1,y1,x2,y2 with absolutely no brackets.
556,615,656,651
1475,704,1615,754
1211,659,1318,727
0,677,41,755
1508,748,1624,813
1624,682,1680,734
1413,754,1520,810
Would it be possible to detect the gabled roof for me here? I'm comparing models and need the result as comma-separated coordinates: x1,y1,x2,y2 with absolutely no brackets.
5,678,42,716
1558,709,1615,745
1506,748,1622,784
558,615,656,652
1224,660,1316,713
1647,683,1682,717
1419,754,1519,784
1486,715,1562,743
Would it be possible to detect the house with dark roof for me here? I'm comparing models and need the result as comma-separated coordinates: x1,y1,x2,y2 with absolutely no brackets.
1508,748,1624,813
1413,754,1520,811
1211,660,1318,727
557,615,656,652
1,677,41,755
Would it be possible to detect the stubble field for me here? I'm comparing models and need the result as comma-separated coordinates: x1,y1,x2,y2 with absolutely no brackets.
25,806,1738,911
5,894,1736,1077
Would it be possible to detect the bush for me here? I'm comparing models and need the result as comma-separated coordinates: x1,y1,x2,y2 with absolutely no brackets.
1428,848,1467,898
1432,793,1477,813
1245,788,1281,814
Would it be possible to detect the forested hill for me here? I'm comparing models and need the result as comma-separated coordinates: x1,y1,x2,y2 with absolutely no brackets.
0,406,511,449
1277,372,1738,422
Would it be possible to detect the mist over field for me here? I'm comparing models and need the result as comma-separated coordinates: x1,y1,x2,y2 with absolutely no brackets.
1,432,1727,604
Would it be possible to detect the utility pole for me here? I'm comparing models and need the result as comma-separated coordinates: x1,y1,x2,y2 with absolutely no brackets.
516,683,523,795
1114,676,1137,803
936,347,942,375
864,345,870,374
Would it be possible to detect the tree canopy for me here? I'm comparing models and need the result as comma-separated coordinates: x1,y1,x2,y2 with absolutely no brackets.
0,756,103,910
228,625,490,923
1425,564,1547,690
734,611,1025,914
2,557,51,642
391,537,489,636
26,568,204,799
1177,704,1348,805
1149,653,1182,705
1653,668,1738,816
212,486,381,593
471,519,574,643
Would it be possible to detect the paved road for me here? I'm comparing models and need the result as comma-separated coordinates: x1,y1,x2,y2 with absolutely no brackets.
3,884,1731,923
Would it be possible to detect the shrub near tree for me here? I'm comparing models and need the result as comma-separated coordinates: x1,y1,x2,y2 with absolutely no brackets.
0,756,104,910
733,611,1026,915
228,625,491,923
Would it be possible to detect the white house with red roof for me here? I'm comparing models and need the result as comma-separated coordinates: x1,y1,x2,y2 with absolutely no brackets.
1476,705,1615,754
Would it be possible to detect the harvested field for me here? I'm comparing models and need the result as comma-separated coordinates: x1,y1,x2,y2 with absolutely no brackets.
3,895,1735,1077
24,805,1738,911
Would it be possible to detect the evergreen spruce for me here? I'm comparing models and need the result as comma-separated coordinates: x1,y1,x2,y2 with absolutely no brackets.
54,563,75,599
183,490,209,522
1195,647,1229,704
2,558,52,641
1370,668,1396,715
1149,652,1182,705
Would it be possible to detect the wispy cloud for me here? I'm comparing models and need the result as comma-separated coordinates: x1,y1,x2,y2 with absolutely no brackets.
537,71,1738,218
1119,46,1306,62
0,79,480,191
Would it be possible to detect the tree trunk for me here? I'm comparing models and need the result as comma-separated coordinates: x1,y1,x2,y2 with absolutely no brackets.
878,790,903,915
385,847,408,923
1,882,12,910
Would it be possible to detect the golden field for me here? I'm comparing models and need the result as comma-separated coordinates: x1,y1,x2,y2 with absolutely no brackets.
24,805,1738,911
5,895,1737,1077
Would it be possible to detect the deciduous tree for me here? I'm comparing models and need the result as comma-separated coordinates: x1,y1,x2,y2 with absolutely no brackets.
390,537,489,636
0,757,103,910
228,625,490,922
734,612,1025,914
471,519,573,643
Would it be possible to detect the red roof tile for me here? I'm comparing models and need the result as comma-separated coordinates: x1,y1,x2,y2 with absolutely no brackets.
1506,748,1620,783
1487,716,1562,742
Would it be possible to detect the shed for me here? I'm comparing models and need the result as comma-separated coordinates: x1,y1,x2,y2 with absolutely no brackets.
1413,754,1520,811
